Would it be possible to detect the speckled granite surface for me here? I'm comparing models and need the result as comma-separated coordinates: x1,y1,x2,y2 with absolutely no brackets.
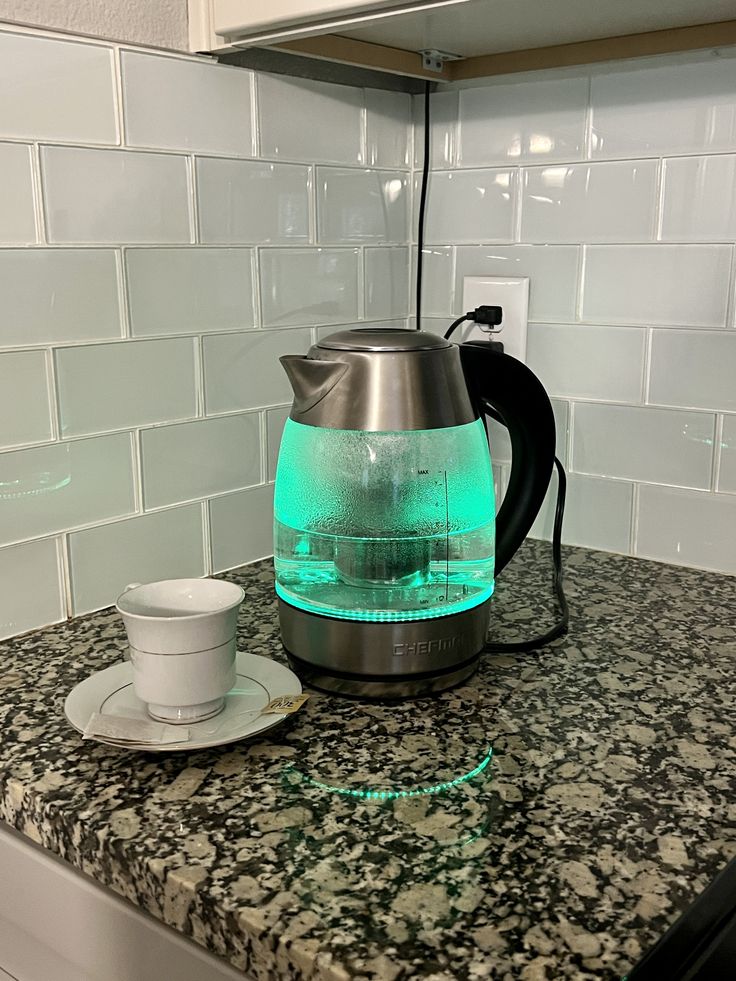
0,541,734,980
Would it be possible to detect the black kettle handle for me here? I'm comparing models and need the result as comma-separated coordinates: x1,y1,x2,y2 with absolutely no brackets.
459,342,556,577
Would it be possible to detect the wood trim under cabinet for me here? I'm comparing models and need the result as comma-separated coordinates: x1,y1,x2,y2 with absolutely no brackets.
451,18,736,79
266,19,736,82
268,34,451,79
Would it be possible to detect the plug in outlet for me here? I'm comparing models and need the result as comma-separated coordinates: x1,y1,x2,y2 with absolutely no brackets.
461,276,529,363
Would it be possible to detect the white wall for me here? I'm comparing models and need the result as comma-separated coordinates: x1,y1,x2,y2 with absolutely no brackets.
0,0,189,50
0,24,411,639
413,49,736,576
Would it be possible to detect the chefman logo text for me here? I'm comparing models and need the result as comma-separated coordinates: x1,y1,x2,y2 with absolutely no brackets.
393,636,461,657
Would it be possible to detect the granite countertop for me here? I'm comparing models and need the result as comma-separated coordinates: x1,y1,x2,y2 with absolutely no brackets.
0,541,734,980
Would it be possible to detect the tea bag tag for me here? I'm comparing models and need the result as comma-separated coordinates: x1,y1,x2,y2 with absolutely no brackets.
262,693,310,715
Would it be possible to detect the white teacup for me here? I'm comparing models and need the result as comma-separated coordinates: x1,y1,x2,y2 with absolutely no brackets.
116,579,245,724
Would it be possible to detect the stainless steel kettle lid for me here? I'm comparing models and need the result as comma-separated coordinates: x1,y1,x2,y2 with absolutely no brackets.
317,328,451,353
281,327,475,431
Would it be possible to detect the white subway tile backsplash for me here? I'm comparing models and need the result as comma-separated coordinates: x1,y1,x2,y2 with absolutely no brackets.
126,247,255,336
718,416,736,493
258,75,363,164
660,156,736,242
196,159,310,245
636,485,736,573
210,484,275,572
122,52,253,156
41,146,190,244
413,247,454,316
68,505,206,615
458,76,588,166
203,328,312,415
527,323,645,402
140,414,260,509
581,245,731,327
317,168,408,244
455,245,579,322
0,31,116,143
56,338,197,437
0,143,35,243
573,402,715,489
648,329,736,413
0,249,121,347
0,434,135,546
266,406,290,481
590,55,736,159
521,160,657,243
365,89,411,169
531,472,633,554
4,31,736,640
424,169,516,244
0,351,52,448
0,538,64,640
260,248,360,327
413,90,459,169
365,248,409,320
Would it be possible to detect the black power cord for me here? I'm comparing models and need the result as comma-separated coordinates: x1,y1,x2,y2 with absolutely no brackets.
443,315,570,654
415,80,431,331
484,455,568,653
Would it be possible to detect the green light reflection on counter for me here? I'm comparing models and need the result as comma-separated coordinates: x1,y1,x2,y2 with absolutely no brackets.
298,746,493,801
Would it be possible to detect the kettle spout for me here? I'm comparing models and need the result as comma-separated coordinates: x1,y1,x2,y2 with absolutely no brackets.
280,356,349,414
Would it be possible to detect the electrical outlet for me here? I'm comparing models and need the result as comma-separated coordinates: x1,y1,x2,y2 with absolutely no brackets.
460,276,529,363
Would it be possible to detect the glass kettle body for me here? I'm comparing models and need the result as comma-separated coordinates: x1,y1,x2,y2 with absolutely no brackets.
274,416,495,623
273,328,555,698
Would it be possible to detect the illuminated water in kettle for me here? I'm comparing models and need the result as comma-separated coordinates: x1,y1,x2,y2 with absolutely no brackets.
274,418,495,622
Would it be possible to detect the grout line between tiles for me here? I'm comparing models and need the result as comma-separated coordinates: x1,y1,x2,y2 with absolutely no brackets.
642,327,653,404
189,154,200,244
308,165,317,245
252,248,263,328
0,319,402,359
726,245,736,328
250,73,260,159
583,73,593,160
201,499,213,575
112,46,126,146
575,246,586,322
132,429,144,513
630,482,640,555
117,248,131,338
358,247,366,321
566,400,576,476
194,335,206,417
259,410,268,485
654,157,666,241
513,167,523,243
360,91,368,167
712,414,724,492
58,533,73,619
44,347,61,441
29,143,47,244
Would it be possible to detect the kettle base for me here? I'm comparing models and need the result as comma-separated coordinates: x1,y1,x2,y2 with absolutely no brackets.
284,649,481,700
278,597,491,700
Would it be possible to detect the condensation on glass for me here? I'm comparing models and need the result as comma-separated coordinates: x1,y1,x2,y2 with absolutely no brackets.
274,418,495,622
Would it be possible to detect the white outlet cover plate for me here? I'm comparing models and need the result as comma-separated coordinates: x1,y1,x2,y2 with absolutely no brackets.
461,276,529,363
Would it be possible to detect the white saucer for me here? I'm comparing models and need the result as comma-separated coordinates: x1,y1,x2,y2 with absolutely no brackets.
64,652,302,753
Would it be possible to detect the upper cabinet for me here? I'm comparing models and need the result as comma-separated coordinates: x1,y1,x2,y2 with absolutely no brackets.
189,0,736,80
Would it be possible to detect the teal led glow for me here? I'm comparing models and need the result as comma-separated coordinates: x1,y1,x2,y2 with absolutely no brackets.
275,581,493,621
273,419,495,622
298,747,493,800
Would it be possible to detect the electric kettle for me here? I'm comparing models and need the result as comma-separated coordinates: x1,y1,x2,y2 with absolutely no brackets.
274,328,556,697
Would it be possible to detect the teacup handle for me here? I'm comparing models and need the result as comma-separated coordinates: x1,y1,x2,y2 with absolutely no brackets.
122,582,142,593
